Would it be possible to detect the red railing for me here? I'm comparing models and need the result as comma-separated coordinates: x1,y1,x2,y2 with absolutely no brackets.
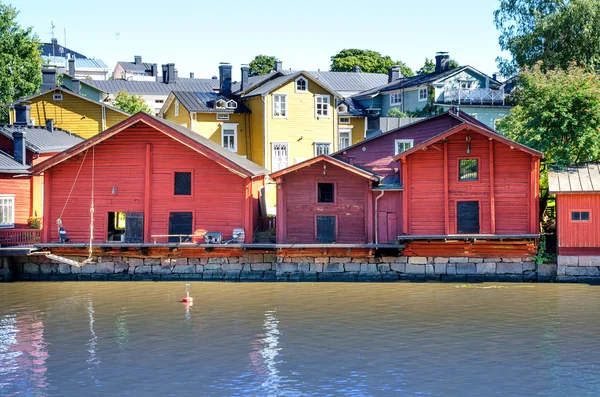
0,229,41,247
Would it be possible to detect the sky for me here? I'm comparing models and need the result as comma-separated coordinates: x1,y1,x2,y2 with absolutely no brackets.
9,0,508,81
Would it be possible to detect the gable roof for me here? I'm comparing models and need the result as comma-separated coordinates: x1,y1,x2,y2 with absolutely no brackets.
392,120,542,161
549,163,600,193
0,152,29,174
117,60,155,74
42,55,109,70
29,112,268,178
353,66,501,99
166,91,250,114
280,70,388,94
337,97,368,117
0,125,84,153
85,78,220,96
40,42,87,59
270,154,380,181
241,72,340,99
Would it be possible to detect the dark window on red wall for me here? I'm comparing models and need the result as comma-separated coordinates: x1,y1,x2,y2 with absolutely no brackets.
318,183,334,203
459,159,478,181
317,216,336,243
174,172,192,195
572,211,590,221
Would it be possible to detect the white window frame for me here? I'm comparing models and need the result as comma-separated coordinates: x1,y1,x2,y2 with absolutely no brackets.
226,100,237,109
395,139,414,155
338,128,352,150
418,88,428,102
53,93,63,101
216,113,229,121
216,99,227,109
460,81,473,89
314,142,331,156
271,142,289,172
273,94,287,118
221,123,238,152
389,93,402,106
339,117,350,124
295,77,308,93
315,95,330,118
174,99,179,116
0,195,15,229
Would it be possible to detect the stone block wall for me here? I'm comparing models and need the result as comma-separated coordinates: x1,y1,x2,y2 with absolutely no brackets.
2,253,572,283
557,255,600,283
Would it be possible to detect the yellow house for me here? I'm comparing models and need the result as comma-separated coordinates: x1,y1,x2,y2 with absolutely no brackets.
10,86,130,139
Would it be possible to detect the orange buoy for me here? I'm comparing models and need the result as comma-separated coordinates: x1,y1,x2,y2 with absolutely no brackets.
182,283,193,303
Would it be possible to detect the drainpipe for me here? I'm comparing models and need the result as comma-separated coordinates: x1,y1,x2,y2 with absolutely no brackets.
374,190,385,244
262,95,267,169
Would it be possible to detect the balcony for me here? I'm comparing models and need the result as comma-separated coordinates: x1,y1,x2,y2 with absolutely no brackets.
0,229,41,247
440,88,506,106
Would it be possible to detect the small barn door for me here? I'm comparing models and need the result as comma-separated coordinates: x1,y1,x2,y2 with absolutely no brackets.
457,201,480,234
387,213,397,243
316,216,336,243
168,212,193,243
125,212,144,243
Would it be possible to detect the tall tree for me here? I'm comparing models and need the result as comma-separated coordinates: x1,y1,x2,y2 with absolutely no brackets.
0,3,42,122
494,0,600,76
497,63,600,167
249,55,276,77
113,90,151,115
417,57,460,75
330,49,414,76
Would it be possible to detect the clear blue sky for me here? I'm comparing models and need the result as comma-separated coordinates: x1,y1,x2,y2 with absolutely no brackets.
10,0,507,80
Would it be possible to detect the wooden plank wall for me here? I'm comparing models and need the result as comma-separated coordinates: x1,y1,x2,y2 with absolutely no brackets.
0,175,31,227
556,193,600,253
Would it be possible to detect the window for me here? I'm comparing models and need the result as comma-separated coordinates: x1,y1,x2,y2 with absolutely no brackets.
315,142,331,156
418,88,428,101
216,99,227,109
571,211,591,222
460,81,473,89
389,93,402,106
174,172,192,195
0,195,14,228
339,129,352,150
315,95,330,117
395,139,414,155
296,77,308,92
222,124,237,152
174,99,179,116
217,113,229,121
459,159,478,181
155,99,164,104
318,183,335,203
226,100,237,109
273,94,287,117
272,142,289,171
339,117,350,124
53,94,63,101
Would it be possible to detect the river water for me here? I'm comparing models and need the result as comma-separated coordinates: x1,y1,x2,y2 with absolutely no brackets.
0,282,599,397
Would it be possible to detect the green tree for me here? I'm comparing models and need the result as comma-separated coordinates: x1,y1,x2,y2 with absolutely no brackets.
330,49,414,76
0,3,42,122
113,90,152,114
387,107,409,118
497,63,600,167
249,55,276,77
494,0,600,75
417,57,460,75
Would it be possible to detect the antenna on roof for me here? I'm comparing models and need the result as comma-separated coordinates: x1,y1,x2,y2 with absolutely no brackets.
50,20,56,57
64,28,67,49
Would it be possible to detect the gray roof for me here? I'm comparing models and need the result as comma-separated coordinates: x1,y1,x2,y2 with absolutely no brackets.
86,78,220,95
281,70,388,93
549,163,600,193
150,115,268,176
117,61,155,73
172,91,250,114
232,73,276,94
0,125,84,154
42,55,109,70
242,72,339,99
0,152,29,173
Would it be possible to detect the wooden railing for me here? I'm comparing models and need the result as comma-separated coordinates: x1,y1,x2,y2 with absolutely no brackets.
0,228,41,247
441,88,505,106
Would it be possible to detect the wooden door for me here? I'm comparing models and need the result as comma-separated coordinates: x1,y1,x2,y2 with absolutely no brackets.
168,212,193,243
387,213,397,243
316,216,336,243
377,212,388,243
125,212,144,243
457,201,480,234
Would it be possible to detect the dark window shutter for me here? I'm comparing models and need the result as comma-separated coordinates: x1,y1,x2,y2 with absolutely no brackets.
174,172,192,195
457,201,480,234
124,212,144,243
168,212,193,243
316,216,336,243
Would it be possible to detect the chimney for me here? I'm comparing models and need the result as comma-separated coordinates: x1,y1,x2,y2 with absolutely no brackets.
12,131,26,165
190,72,194,78
13,105,31,126
275,60,283,72
240,64,249,91
151,63,158,78
167,63,175,83
174,69,178,79
41,68,57,92
51,38,58,45
134,55,142,66
72,79,80,94
212,76,217,79
492,73,498,81
353,65,360,73
46,119,54,133
161,64,168,83
219,63,232,97
388,66,403,83
68,57,75,76
435,52,450,74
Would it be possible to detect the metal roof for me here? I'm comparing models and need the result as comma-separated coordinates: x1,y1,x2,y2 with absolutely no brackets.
337,97,368,116
40,42,86,59
42,55,109,70
0,152,29,173
242,72,339,99
0,125,84,154
172,91,250,113
117,61,155,73
549,163,600,193
281,70,388,93
85,78,220,95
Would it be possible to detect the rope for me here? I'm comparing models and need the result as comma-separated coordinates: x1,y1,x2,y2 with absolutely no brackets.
58,149,89,222
87,146,95,262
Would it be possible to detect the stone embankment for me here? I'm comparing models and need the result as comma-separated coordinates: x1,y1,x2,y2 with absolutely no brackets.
0,253,571,282
556,256,600,283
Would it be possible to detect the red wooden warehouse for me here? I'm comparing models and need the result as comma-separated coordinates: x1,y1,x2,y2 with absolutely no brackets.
272,110,542,257
30,112,268,244
549,163,600,258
